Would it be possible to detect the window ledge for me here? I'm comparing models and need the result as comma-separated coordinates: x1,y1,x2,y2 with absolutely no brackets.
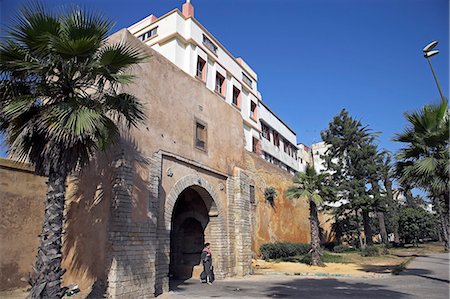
143,33,158,43
214,90,226,99
195,75,206,83
232,103,241,111
195,145,208,152
250,116,258,123
203,42,218,57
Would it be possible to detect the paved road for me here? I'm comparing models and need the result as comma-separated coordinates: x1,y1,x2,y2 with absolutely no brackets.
159,253,450,299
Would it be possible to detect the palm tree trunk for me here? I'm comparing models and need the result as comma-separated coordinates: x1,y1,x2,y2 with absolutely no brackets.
309,200,324,266
384,178,400,244
362,209,373,246
31,167,67,298
405,188,415,207
440,194,449,252
433,197,444,242
371,180,388,245
355,209,364,248
377,210,388,245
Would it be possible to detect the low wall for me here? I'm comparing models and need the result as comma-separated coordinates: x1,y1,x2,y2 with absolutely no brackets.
0,158,46,291
0,157,110,294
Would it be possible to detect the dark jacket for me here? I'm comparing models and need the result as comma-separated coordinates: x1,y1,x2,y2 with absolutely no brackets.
201,250,212,263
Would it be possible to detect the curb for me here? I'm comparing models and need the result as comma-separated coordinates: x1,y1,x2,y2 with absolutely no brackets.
253,271,392,278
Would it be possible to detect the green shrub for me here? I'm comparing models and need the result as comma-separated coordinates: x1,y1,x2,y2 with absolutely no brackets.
322,242,336,251
299,254,312,264
333,245,352,253
260,242,311,260
360,245,379,257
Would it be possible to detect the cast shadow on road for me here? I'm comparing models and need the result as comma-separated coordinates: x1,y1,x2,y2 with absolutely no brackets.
169,279,196,292
400,268,450,284
169,278,409,298
260,278,408,298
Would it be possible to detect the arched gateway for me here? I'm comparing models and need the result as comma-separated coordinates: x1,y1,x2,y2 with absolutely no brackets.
107,152,252,298
155,174,228,290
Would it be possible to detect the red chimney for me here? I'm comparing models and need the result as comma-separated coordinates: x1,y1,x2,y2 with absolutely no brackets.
182,0,194,18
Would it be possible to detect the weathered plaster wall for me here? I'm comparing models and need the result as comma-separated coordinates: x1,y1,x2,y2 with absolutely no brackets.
0,159,46,291
244,153,311,255
0,156,112,293
108,29,246,178
246,153,335,255
61,154,113,294
0,29,330,298
103,29,250,297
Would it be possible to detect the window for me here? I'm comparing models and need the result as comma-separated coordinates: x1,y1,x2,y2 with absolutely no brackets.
261,123,270,140
273,131,280,147
252,137,260,154
138,27,158,41
203,35,218,54
242,72,253,87
195,121,207,150
250,101,257,120
250,185,255,204
215,72,225,96
196,56,206,81
283,139,288,153
232,86,240,107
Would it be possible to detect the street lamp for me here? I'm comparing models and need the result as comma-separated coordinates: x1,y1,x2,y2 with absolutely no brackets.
423,40,445,101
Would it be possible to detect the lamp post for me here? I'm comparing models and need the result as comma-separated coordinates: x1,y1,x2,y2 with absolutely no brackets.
423,40,445,101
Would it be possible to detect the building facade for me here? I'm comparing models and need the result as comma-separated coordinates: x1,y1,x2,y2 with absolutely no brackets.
128,0,300,174
0,2,329,298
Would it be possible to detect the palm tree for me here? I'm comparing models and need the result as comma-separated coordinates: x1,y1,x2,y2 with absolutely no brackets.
0,3,145,297
394,99,449,251
380,151,400,245
286,166,331,266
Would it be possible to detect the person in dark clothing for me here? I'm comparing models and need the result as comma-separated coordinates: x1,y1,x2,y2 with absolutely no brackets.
200,242,213,285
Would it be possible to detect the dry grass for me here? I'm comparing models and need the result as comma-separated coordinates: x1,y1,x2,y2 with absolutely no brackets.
253,242,446,276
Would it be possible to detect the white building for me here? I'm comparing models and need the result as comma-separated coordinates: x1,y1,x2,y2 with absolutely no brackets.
128,0,300,173
311,141,329,174
297,143,312,173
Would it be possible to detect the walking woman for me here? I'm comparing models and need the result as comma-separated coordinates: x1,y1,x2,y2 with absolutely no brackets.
200,243,213,285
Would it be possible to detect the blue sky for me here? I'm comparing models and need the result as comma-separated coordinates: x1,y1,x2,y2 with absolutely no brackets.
0,0,448,158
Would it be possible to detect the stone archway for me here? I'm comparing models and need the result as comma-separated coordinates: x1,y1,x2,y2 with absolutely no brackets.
157,175,227,290
169,187,208,279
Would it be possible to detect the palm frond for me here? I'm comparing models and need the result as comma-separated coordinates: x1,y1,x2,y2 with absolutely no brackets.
98,43,144,75
9,2,60,54
103,93,146,128
60,5,112,42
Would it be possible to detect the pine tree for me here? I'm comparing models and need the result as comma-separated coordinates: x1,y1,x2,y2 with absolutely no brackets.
321,109,380,247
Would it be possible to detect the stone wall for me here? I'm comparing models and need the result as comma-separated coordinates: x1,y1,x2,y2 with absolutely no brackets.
101,29,252,297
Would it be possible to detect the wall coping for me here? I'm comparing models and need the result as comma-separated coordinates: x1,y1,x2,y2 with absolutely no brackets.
159,150,228,179
0,157,35,173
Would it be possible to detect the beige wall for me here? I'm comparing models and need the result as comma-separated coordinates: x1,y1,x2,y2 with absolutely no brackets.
245,153,311,254
0,29,332,295
61,155,113,293
246,153,334,255
0,157,112,292
109,29,246,178
0,159,46,291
